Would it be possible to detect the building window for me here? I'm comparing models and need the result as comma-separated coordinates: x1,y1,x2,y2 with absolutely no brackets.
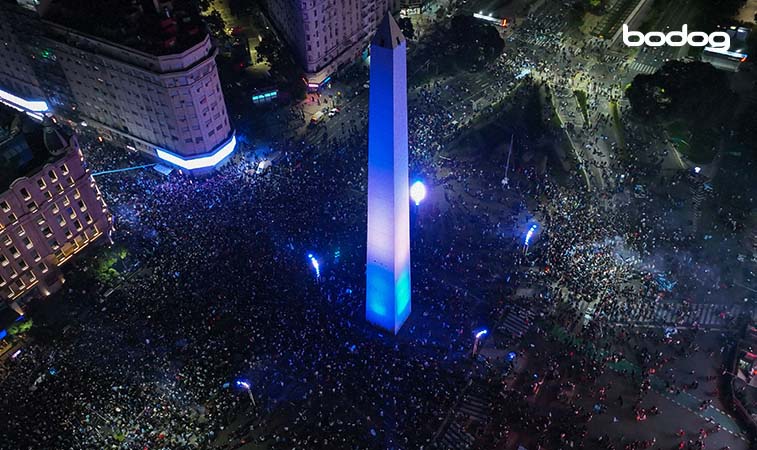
44,191,53,201
0,255,7,266
22,237,32,249
42,226,52,237
60,163,69,175
9,246,19,258
38,262,47,273
37,178,46,189
18,260,27,270
20,188,31,200
7,213,16,223
2,235,10,246
48,170,58,182
0,201,9,212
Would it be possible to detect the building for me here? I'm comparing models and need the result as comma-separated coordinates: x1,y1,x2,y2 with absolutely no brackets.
365,14,410,334
0,106,112,313
0,0,236,172
702,26,750,72
264,0,392,90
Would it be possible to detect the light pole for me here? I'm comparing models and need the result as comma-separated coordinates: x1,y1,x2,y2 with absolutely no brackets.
503,134,513,188
235,380,256,407
472,329,488,356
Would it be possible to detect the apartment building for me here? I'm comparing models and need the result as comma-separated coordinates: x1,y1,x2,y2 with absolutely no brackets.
0,106,112,312
265,0,392,89
0,0,236,172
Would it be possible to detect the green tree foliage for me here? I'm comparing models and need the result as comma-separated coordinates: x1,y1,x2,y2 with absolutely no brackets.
204,10,227,39
8,319,33,336
256,38,306,100
626,61,731,125
398,18,415,40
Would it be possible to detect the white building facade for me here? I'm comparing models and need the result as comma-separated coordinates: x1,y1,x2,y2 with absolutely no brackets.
0,0,235,172
265,0,392,89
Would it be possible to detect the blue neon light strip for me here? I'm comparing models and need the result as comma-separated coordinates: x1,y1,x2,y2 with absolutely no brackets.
252,91,278,101
155,134,237,170
0,88,49,112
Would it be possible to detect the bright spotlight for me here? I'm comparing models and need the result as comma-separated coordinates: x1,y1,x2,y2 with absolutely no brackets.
410,181,427,206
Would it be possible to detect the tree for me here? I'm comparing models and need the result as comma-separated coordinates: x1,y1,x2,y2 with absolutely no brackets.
203,10,227,39
398,18,415,40
626,60,731,125
436,6,446,20
449,15,504,69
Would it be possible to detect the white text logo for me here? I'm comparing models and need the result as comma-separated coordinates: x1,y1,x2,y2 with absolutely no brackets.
622,24,730,49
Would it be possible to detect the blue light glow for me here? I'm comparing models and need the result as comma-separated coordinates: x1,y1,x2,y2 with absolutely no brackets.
308,253,320,278
235,379,251,389
0,329,6,340
524,224,538,246
155,134,237,171
410,180,427,206
507,351,517,361
475,329,488,339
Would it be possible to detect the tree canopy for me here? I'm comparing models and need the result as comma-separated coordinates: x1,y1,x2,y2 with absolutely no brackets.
626,60,732,125
449,15,505,70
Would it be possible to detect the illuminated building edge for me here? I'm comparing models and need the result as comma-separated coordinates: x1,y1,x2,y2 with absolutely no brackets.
0,87,49,121
156,133,237,170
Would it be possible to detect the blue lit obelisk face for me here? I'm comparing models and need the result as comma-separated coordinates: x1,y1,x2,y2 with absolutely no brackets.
366,14,411,334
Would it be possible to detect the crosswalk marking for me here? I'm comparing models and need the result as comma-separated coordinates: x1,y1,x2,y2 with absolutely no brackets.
605,303,741,328
498,306,536,338
628,61,657,74
436,392,490,450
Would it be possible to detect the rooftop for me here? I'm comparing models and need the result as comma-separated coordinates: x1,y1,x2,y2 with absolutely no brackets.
40,0,207,56
0,107,69,192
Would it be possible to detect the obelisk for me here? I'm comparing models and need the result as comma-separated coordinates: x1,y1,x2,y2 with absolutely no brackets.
366,13,411,334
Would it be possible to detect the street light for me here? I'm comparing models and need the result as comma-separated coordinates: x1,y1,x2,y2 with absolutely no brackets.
472,329,488,356
307,253,320,278
235,379,256,406
410,181,427,206
524,224,538,254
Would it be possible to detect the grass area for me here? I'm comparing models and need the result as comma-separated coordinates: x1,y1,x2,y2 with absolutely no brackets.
609,101,625,148
573,89,590,124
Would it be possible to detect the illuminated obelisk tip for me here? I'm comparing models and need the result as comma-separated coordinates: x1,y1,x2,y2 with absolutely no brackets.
366,13,410,335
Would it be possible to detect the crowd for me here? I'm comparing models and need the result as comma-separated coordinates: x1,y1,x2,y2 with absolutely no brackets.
1,3,751,450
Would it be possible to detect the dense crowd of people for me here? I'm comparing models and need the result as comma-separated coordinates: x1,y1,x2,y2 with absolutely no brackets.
1,2,752,450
